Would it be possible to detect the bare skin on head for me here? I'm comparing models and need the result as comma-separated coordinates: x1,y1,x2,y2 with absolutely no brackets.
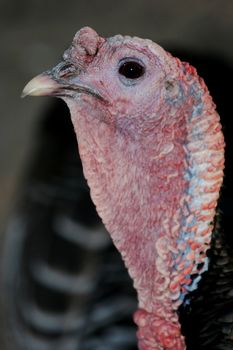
23,27,225,350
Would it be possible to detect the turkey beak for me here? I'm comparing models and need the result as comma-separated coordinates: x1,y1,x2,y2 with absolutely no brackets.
21,73,60,98
22,65,105,101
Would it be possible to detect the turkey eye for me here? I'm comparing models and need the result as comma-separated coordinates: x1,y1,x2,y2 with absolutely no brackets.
119,61,145,79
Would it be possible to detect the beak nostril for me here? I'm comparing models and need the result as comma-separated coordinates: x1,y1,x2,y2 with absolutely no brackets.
58,62,77,79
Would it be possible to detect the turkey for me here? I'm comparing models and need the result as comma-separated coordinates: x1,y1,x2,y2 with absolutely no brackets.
2,27,233,350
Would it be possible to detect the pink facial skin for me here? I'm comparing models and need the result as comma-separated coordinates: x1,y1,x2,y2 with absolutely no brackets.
23,27,225,350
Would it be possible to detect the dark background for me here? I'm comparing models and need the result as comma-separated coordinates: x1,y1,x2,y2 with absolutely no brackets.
0,1,233,350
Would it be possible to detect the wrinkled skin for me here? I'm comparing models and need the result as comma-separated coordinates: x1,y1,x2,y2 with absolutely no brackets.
23,27,225,350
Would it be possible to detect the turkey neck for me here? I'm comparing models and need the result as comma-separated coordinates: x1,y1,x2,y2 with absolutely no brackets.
65,73,224,349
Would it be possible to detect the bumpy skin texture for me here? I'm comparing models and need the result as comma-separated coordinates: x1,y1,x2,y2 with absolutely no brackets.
24,27,225,350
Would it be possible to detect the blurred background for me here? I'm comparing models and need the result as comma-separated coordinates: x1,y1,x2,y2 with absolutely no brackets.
0,1,233,350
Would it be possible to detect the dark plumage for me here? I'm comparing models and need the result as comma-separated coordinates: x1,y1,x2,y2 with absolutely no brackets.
3,101,137,350
176,52,233,350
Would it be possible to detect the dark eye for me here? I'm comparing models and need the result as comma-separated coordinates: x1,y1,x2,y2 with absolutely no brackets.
119,61,145,79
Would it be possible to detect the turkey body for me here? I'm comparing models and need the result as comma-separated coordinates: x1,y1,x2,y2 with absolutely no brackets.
2,53,233,350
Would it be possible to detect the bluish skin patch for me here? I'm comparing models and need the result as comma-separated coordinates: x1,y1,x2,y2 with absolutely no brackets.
189,83,202,98
192,102,204,118
174,93,210,304
174,200,210,304
189,84,204,119
167,79,212,305
165,81,184,105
